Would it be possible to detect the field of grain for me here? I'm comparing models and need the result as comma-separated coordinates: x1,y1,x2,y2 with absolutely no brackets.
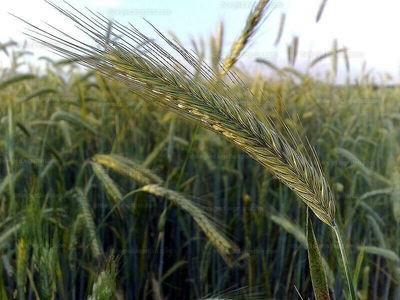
0,1,399,299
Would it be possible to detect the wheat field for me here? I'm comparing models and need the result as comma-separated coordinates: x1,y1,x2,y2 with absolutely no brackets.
0,0,399,299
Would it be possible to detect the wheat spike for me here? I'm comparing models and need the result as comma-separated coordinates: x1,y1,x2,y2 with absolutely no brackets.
142,184,239,265
74,189,103,259
16,237,29,293
90,161,123,201
92,154,163,185
109,154,164,184
17,2,335,226
87,256,117,300
68,214,84,270
221,0,271,74
36,247,56,299
316,0,328,22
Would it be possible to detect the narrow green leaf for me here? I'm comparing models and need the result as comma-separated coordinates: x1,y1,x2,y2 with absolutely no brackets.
271,214,307,247
0,74,36,91
50,111,98,135
334,147,392,185
353,247,364,289
309,48,345,69
307,212,330,300
19,88,57,102
366,215,386,248
358,246,400,262
161,261,187,282
256,58,283,74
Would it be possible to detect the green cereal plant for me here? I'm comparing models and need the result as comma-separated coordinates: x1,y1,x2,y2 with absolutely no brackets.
15,1,356,298
18,1,337,226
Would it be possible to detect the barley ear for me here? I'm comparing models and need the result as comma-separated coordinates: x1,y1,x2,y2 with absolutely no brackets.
90,161,123,202
87,254,117,300
221,0,271,74
316,0,328,22
142,184,239,266
18,2,336,227
274,13,286,45
34,246,57,299
74,189,103,260
16,237,29,296
92,154,163,185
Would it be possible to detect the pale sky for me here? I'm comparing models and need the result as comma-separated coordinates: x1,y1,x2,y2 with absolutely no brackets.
2,0,400,84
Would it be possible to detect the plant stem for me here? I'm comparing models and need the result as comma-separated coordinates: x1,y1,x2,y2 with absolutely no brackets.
332,220,356,300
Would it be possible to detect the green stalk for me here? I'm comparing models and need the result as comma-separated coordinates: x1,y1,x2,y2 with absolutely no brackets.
331,220,356,300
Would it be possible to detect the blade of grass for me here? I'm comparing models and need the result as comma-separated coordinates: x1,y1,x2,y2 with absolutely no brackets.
306,210,330,300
